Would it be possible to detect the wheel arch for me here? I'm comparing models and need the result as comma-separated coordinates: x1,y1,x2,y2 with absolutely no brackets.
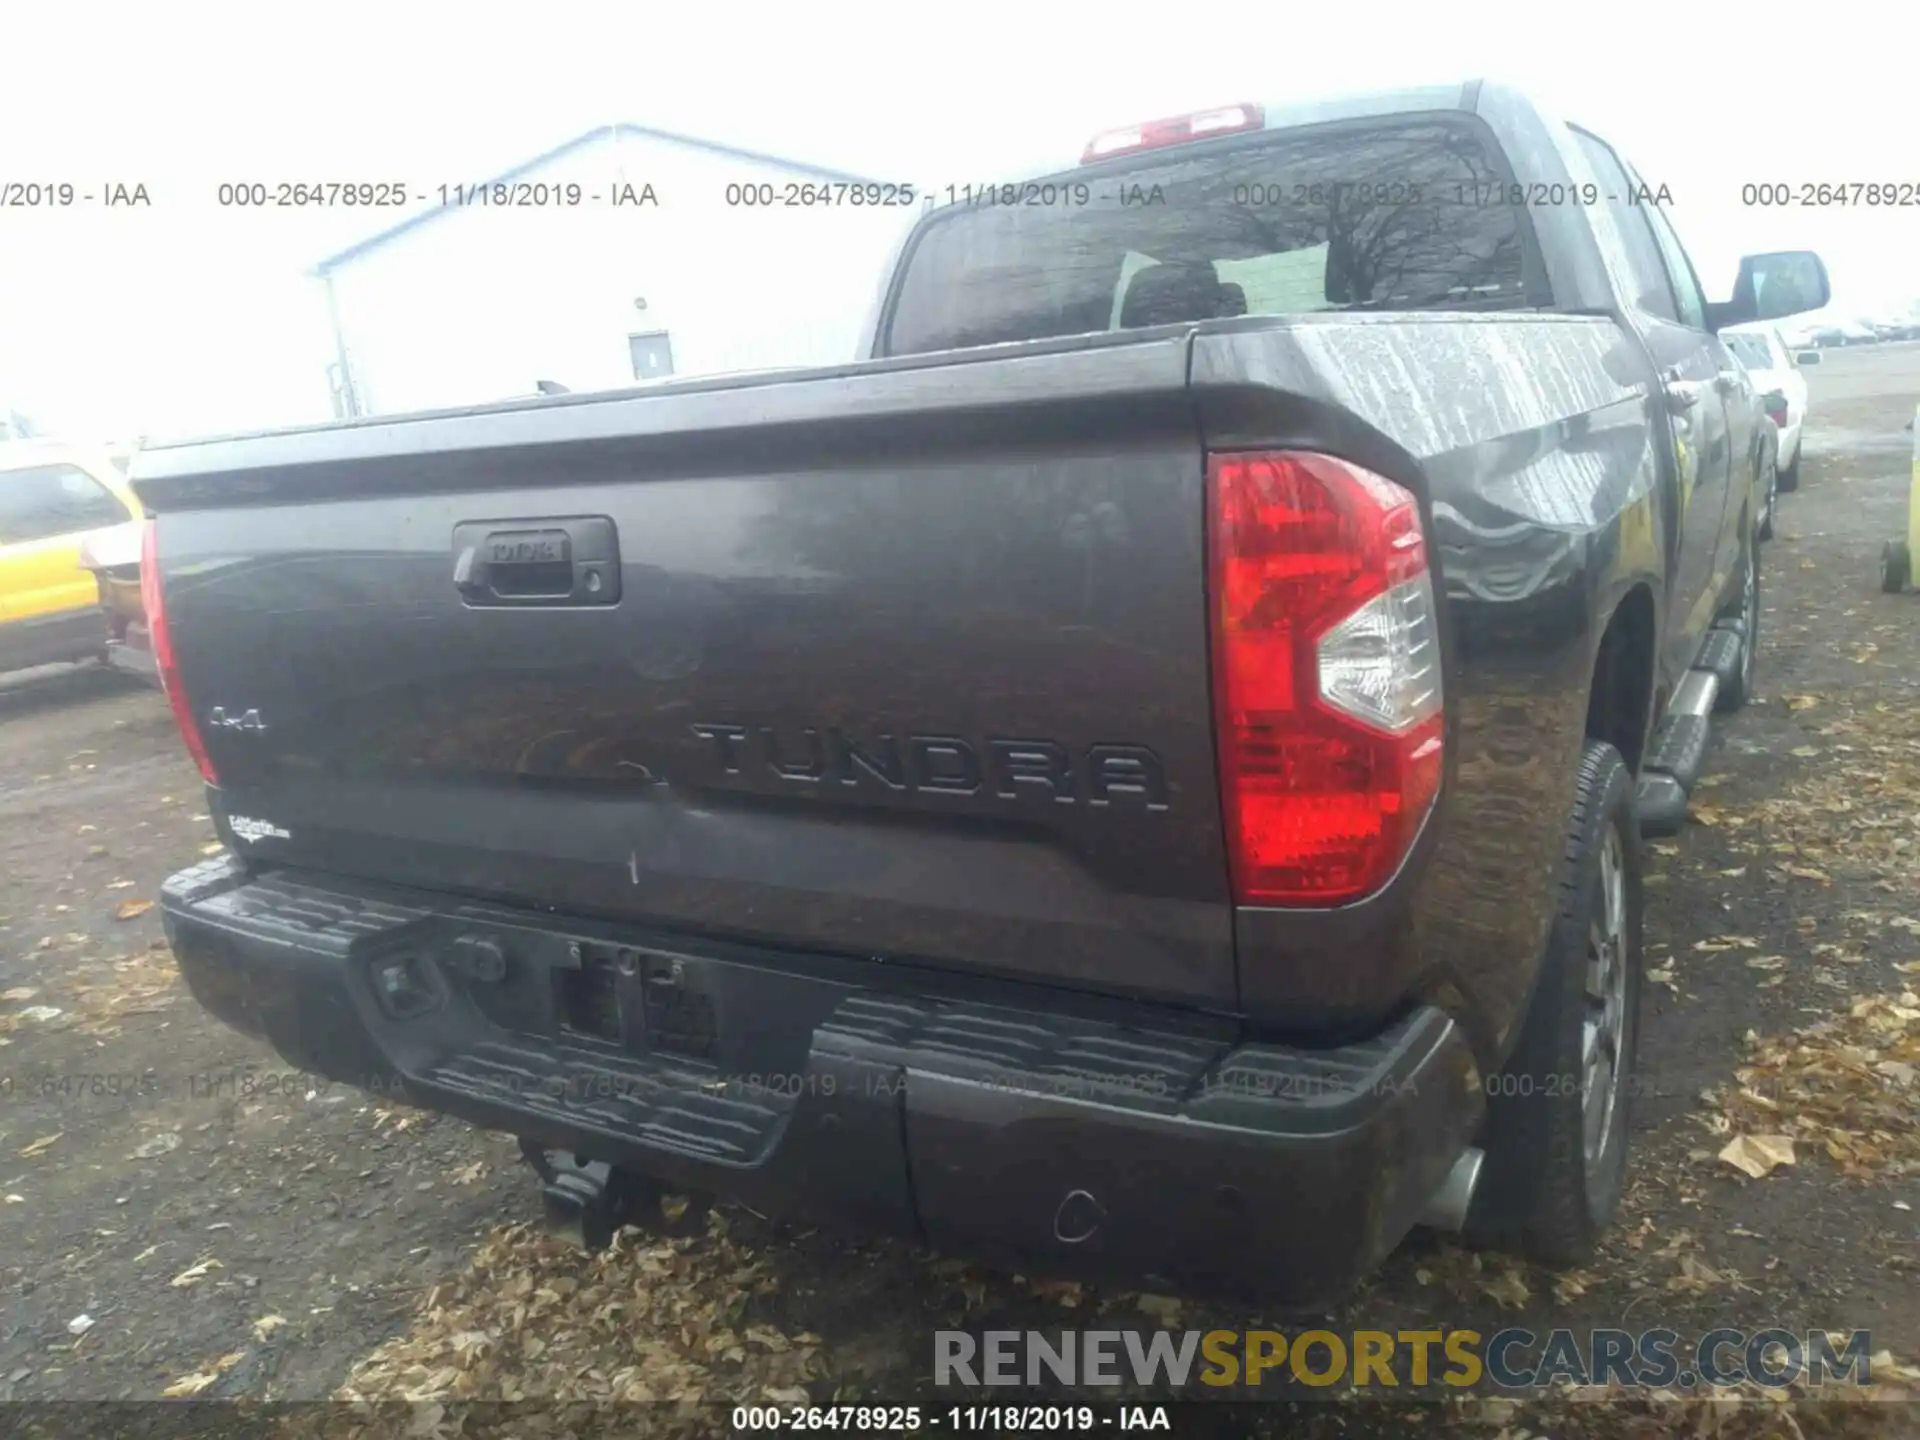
1584,583,1658,775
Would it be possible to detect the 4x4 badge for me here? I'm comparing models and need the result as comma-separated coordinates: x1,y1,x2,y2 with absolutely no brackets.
207,707,268,733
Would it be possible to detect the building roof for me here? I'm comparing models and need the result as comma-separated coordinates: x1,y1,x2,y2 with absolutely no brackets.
313,123,880,277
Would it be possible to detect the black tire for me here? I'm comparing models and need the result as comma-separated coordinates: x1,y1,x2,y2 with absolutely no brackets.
1466,740,1644,1266
1883,540,1912,595
1777,443,1800,493
1716,518,1759,712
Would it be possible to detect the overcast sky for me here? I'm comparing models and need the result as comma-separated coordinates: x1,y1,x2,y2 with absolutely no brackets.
3,1,1917,438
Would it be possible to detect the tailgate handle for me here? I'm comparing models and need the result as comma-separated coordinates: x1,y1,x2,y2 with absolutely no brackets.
452,517,621,607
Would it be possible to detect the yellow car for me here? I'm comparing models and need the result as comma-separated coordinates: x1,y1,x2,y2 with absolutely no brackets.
0,441,144,676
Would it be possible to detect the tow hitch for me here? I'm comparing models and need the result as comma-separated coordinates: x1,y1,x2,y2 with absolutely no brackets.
517,1139,711,1249
518,1139,658,1250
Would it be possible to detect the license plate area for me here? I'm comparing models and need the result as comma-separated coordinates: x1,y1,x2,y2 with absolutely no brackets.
556,950,623,1043
552,941,717,1062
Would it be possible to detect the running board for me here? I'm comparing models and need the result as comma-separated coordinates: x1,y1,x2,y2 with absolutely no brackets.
1698,627,1744,700
1635,664,1723,838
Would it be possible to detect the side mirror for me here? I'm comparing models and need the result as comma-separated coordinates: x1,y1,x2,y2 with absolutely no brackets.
1795,349,1822,366
1718,251,1830,328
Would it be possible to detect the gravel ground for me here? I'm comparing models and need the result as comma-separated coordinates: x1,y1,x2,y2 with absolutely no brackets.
2,347,1918,1436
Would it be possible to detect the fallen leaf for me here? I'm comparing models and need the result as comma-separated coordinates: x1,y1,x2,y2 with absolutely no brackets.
1134,1293,1183,1324
1785,695,1821,711
18,1134,61,1159
1666,1254,1726,1291
131,1133,181,1160
114,899,154,921
161,1372,220,1398
1026,1278,1085,1308
1780,864,1832,884
252,1314,288,1341
1481,1267,1531,1309
170,1257,222,1288
1719,1134,1796,1179
0,987,37,1002
1552,1270,1594,1304
1789,746,1821,758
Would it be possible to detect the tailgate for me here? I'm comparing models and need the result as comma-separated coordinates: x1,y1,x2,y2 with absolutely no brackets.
133,336,1238,1006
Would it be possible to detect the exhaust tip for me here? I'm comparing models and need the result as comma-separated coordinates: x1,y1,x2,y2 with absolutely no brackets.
1418,1145,1484,1233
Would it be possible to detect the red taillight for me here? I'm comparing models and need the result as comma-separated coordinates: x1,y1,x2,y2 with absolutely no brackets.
140,517,219,785
1081,104,1264,164
1207,451,1443,907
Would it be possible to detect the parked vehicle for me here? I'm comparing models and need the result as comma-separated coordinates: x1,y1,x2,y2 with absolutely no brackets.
1733,365,1783,542
0,441,143,676
1722,323,1809,491
1806,320,1873,347
131,82,1828,1304
76,518,156,682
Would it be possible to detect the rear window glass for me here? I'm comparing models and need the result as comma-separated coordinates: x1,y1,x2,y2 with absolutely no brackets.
1723,333,1774,369
884,119,1539,357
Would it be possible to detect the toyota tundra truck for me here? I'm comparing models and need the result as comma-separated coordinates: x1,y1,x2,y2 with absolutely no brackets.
132,81,1828,1305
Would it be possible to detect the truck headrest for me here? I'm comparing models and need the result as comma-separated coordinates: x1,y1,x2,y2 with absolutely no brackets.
1120,262,1239,328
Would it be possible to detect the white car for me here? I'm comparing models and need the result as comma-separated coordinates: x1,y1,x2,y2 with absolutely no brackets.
1721,323,1808,490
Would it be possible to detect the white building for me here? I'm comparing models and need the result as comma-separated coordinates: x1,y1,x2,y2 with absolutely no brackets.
315,124,914,417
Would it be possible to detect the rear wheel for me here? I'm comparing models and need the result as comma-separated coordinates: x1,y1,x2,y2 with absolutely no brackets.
1467,740,1643,1266
1778,442,1800,493
1883,540,1912,595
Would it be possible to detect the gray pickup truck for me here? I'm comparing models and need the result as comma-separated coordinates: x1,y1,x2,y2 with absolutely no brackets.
134,81,1826,1305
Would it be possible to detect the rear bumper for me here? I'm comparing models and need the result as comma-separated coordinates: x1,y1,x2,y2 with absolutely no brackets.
161,857,1484,1303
